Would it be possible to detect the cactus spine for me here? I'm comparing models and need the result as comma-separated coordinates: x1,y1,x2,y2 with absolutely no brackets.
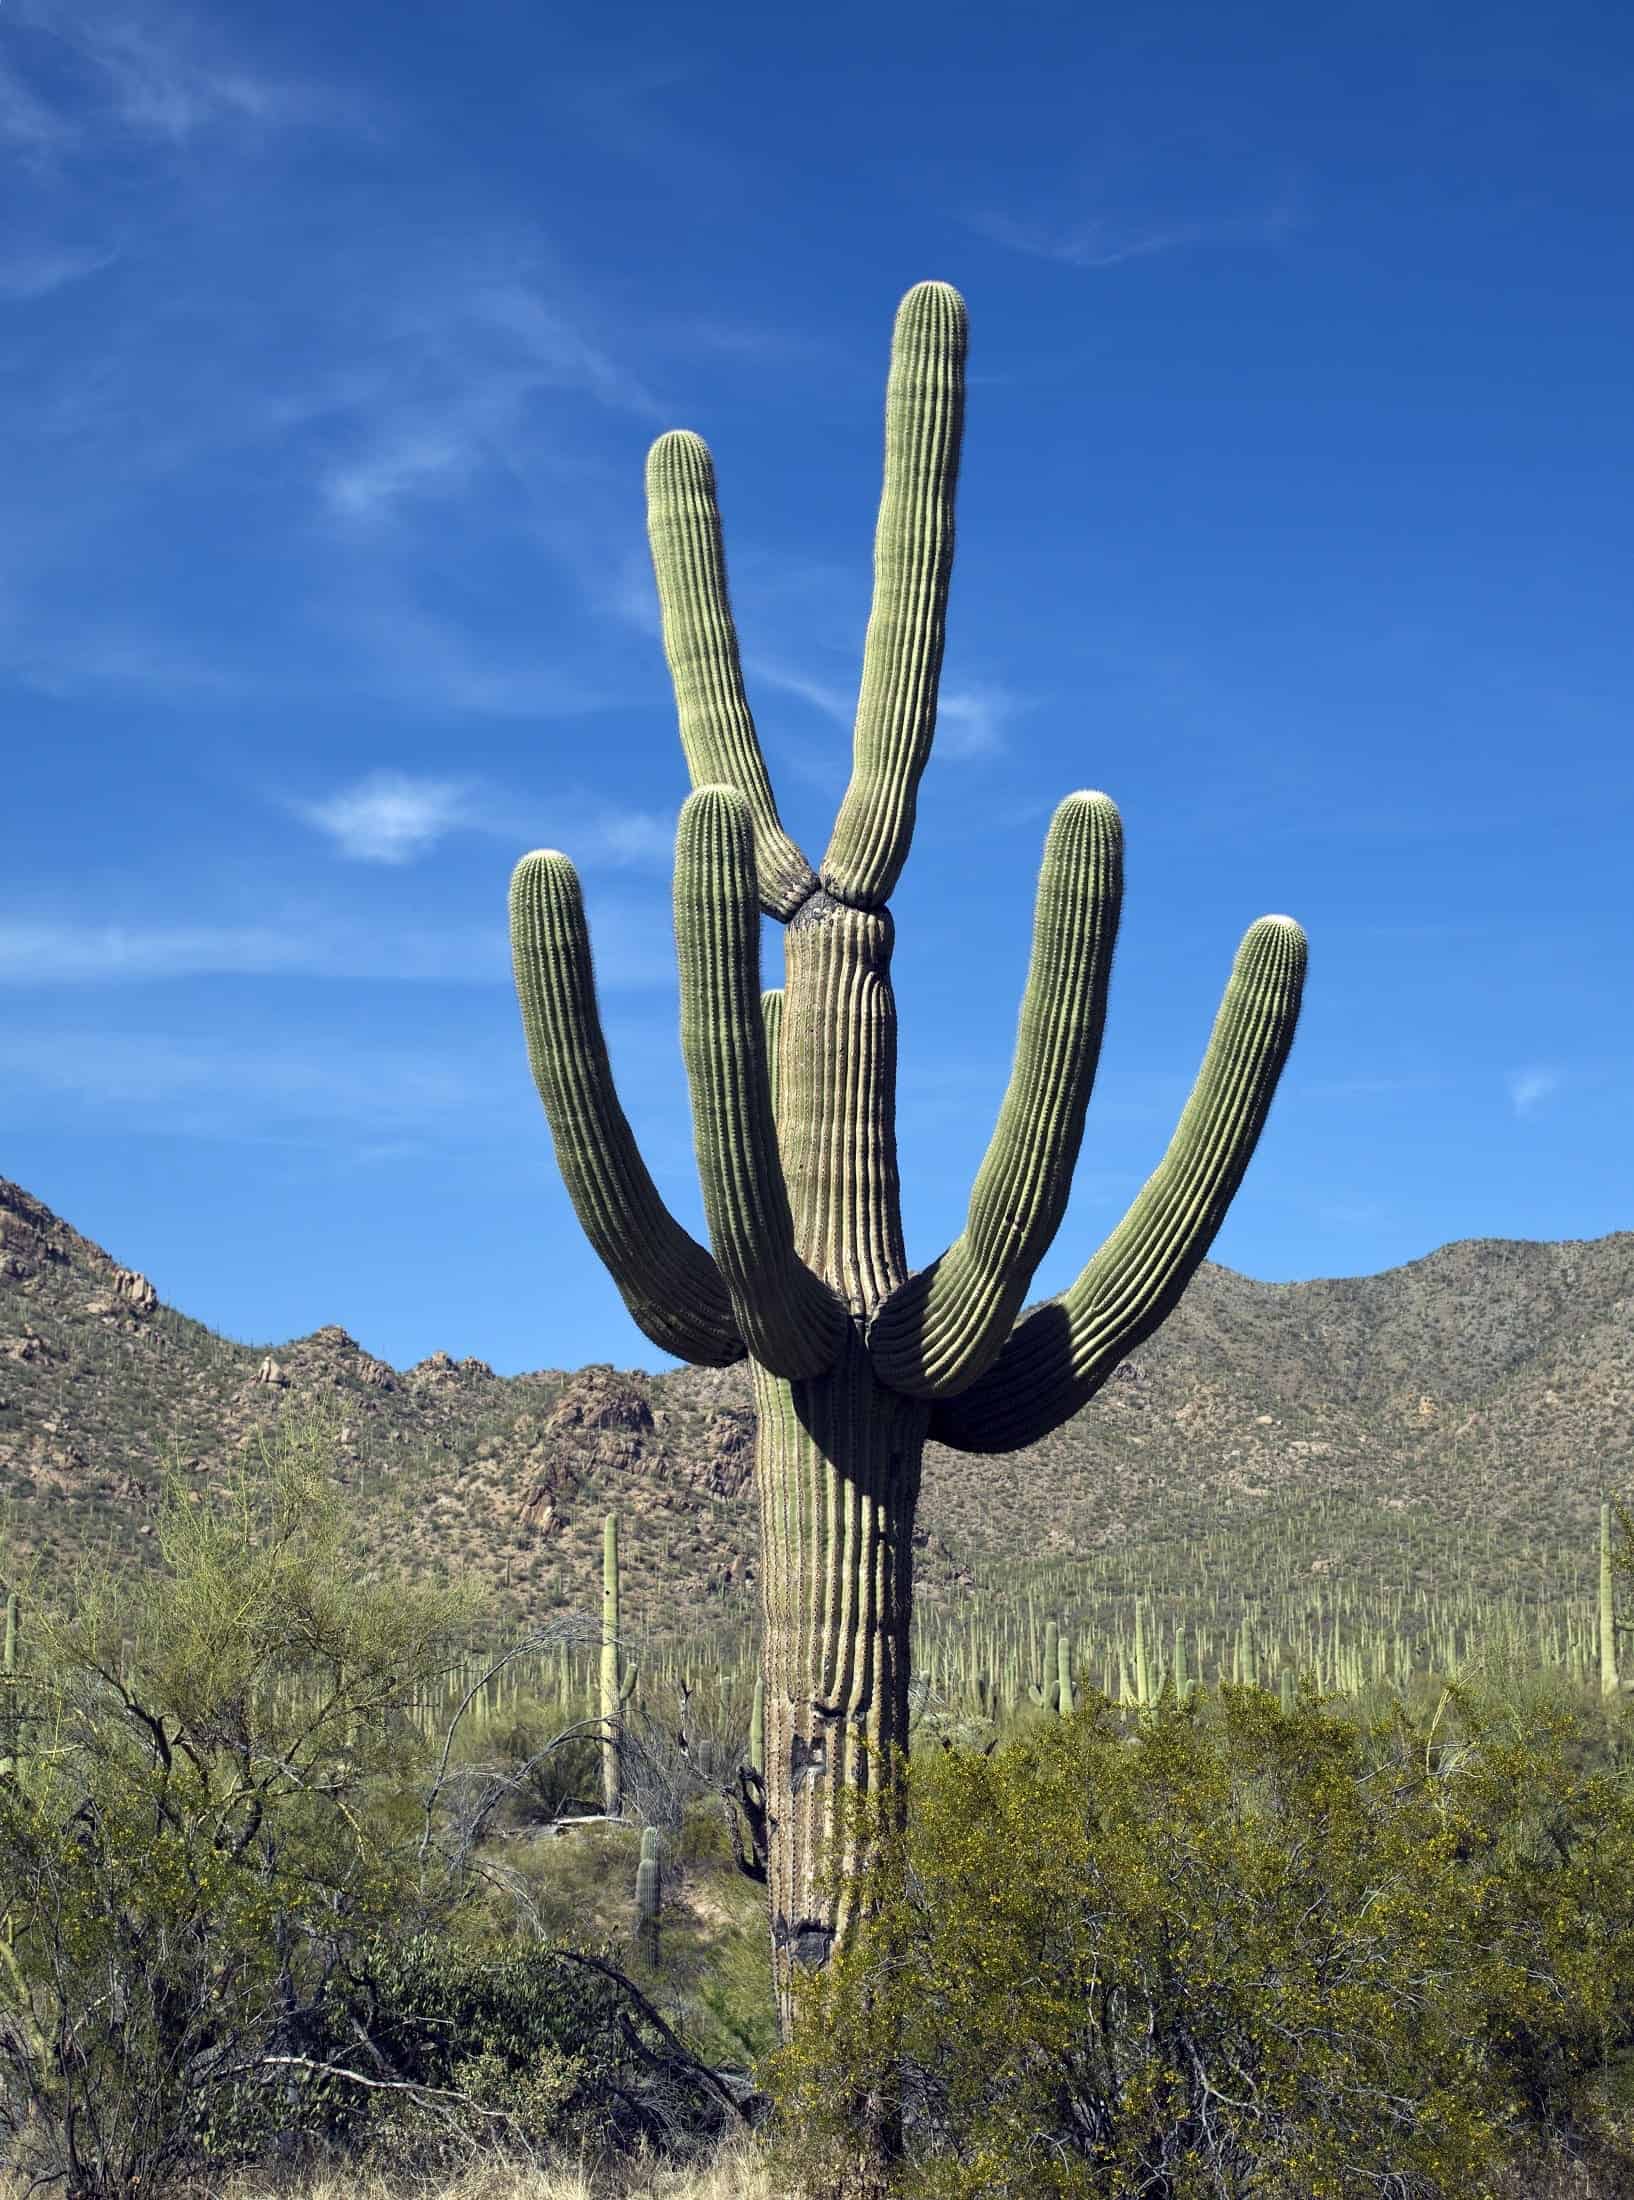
510,281,1307,2038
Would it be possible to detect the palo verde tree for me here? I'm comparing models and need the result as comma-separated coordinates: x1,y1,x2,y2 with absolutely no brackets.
508,281,1308,2037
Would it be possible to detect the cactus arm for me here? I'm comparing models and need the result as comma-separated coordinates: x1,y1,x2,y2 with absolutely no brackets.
646,432,819,921
761,988,784,1119
820,282,968,912
928,914,1307,1453
510,852,746,1367
675,787,849,1380
867,792,1122,1395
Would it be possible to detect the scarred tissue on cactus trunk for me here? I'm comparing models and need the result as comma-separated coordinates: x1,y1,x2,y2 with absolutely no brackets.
507,279,1308,2051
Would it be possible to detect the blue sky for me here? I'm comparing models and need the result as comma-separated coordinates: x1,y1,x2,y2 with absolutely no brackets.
4,0,1632,1377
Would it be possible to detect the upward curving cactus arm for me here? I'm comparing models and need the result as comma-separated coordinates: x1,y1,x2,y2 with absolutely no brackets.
647,432,819,921
929,914,1307,1452
675,788,849,1380
821,281,967,911
867,791,1123,1397
510,852,745,1367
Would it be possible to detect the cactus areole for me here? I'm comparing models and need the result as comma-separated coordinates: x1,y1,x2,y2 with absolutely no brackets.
509,281,1307,2036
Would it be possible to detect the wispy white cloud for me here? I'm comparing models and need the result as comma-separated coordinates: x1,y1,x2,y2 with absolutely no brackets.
748,657,854,726
0,897,676,988
1507,1065,1564,1117
4,0,374,148
323,426,488,528
286,768,677,874
936,680,1027,759
0,1027,488,1126
319,276,668,534
316,602,628,722
746,658,1022,761
0,616,238,699
473,281,667,420
0,53,70,150
595,550,663,639
582,811,676,868
966,203,1299,271
293,772,485,865
0,246,117,299
0,914,508,984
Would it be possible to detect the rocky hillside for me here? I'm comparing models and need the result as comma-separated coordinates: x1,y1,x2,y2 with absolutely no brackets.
1,1176,1630,1640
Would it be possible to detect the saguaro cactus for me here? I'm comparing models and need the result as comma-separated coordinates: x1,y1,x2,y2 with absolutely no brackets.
0,1588,18,1780
600,1513,637,1816
635,1824,663,1967
509,280,1307,2035
1028,1619,1061,1712
1601,1497,1621,1699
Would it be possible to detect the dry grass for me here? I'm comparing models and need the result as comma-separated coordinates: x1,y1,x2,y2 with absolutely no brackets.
195,2134,1634,2200
216,2133,782,2200
10,2128,1634,2199
1,2133,787,2200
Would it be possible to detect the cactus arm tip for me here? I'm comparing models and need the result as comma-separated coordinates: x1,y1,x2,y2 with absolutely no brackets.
928,908,1307,1452
819,281,969,912
509,849,746,1367
867,790,1123,1396
646,430,818,921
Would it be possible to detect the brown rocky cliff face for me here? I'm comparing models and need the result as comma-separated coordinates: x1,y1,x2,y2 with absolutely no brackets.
0,1176,1631,1628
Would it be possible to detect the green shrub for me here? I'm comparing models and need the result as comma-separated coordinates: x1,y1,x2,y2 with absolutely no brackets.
307,1929,736,2165
769,1682,1634,2199
0,1408,752,2195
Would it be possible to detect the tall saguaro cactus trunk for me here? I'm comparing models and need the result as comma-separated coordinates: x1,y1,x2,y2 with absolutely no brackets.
508,283,1308,2067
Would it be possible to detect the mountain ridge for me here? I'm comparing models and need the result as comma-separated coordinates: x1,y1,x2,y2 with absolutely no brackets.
2,1176,1630,1635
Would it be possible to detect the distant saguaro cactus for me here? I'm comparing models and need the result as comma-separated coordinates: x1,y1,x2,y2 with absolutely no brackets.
1028,1619,1061,1713
510,280,1307,2039
1601,1497,1621,1699
0,1588,18,1779
635,1825,663,1967
599,1513,636,1816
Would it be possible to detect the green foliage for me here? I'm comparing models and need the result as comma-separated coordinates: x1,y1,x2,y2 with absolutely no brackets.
307,1930,732,2164
768,1682,1634,2199
0,1410,479,2194
469,1690,605,1830
0,1408,756,2193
